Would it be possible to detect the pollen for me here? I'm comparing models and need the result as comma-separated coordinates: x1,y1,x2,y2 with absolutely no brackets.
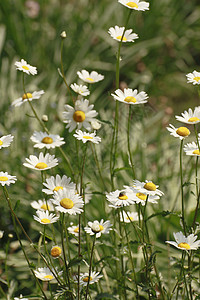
22,65,30,70
35,162,48,169
86,77,94,82
73,110,86,122
144,182,156,191
136,193,147,201
0,176,8,181
194,77,200,82
193,150,200,155
53,186,63,192
176,127,190,137
83,136,93,139
83,276,92,282
51,246,62,258
41,218,51,224
44,275,54,280
116,36,127,42
42,137,53,144
124,96,136,103
22,92,32,100
74,227,79,233
40,204,50,210
118,192,128,200
188,117,200,122
126,2,138,8
99,225,104,231
178,242,191,250
0,140,3,146
60,198,74,209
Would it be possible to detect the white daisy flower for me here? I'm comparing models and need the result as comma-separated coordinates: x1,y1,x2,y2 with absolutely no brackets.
186,70,200,85
0,171,17,186
84,220,112,238
0,231,4,239
50,245,62,258
33,210,59,225
14,295,28,300
0,134,14,149
31,199,54,211
73,130,101,144
63,99,98,132
77,70,104,84
130,189,160,206
111,88,148,105
166,231,200,251
166,124,190,140
23,153,58,171
175,107,200,125
30,131,65,149
120,211,140,222
50,188,84,215
70,83,90,96
130,180,164,196
108,25,138,43
42,174,75,195
106,189,135,208
12,90,44,107
15,59,37,75
34,267,62,281
79,271,103,286
68,225,79,237
184,142,200,156
118,0,149,11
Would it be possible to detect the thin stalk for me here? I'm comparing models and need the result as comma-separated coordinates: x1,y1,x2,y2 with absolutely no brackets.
170,252,186,299
85,236,96,300
90,143,106,190
188,253,193,300
192,157,200,228
127,105,135,178
180,139,186,235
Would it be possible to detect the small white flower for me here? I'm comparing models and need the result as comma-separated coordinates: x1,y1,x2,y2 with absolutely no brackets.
42,174,75,195
50,188,84,215
166,231,200,251
131,180,164,196
111,88,148,105
33,210,59,225
0,134,14,149
186,70,200,85
34,267,62,281
50,245,62,258
14,295,28,300
70,83,90,96
175,107,200,125
23,153,58,171
108,25,138,42
184,142,200,156
30,131,65,149
129,189,160,206
73,130,101,144
118,0,149,11
106,189,135,208
0,171,17,186
120,211,140,222
31,199,54,211
12,90,44,107
77,70,104,84
15,59,37,75
91,120,101,130
84,220,112,238
74,271,103,286
0,230,4,239
166,124,190,140
68,225,79,237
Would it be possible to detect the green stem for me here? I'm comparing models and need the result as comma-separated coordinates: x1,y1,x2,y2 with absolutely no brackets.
85,236,96,300
180,139,186,235
192,157,200,229
90,143,106,190
127,105,136,178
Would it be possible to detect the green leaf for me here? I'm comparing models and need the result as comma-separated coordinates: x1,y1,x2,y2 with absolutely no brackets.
13,200,20,211
68,257,83,268
146,210,172,221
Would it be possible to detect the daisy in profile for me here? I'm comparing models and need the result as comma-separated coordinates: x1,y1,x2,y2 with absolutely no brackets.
186,70,200,85
74,271,103,286
15,59,37,75
0,171,17,186
84,220,112,238
120,210,140,222
108,26,138,43
184,142,200,156
73,130,101,144
77,70,104,84
70,83,90,96
131,190,160,206
14,295,28,300
30,131,65,149
175,107,200,125
50,245,62,258
33,210,59,225
111,88,148,105
34,267,62,281
31,199,54,211
68,225,79,237
23,153,58,171
166,231,200,251
50,188,84,215
12,90,44,107
42,174,75,195
131,180,164,196
0,134,14,149
166,124,190,140
63,99,98,132
106,189,135,208
118,0,149,11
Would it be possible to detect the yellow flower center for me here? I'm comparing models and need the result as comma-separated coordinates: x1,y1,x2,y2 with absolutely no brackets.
73,111,86,122
116,36,127,42
0,140,3,146
194,77,200,82
126,216,133,221
74,227,79,233
60,198,74,209
83,136,93,139
22,92,32,100
144,182,156,191
178,242,191,250
53,186,63,192
51,246,62,257
176,127,190,137
193,150,200,155
126,2,138,8
40,204,50,210
42,137,53,144
86,77,94,82
124,96,136,103
118,193,128,200
41,218,51,224
0,176,8,181
136,193,147,201
188,117,200,122
22,65,30,70
44,275,54,280
99,225,104,231
35,162,48,169
83,276,92,282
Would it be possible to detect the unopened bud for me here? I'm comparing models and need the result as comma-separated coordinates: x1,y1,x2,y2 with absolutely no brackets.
42,115,48,122
60,31,67,39
8,233,13,238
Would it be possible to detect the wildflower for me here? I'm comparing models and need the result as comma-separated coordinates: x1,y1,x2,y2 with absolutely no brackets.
30,131,65,149
120,211,140,222
175,107,200,125
42,174,75,195
15,59,37,75
70,83,90,96
0,171,17,186
131,189,159,206
118,0,149,11
33,210,59,225
73,130,101,144
51,245,62,258
84,220,112,238
186,70,200,85
108,26,138,42
131,180,164,196
14,295,28,300
166,231,200,251
106,189,135,208
184,142,200,156
91,120,101,130
12,90,44,107
77,70,104,83
34,267,62,281
111,88,148,105
68,225,79,237
23,153,58,171
78,271,103,286
60,30,67,39
166,124,190,140
63,99,98,132
0,134,14,149
31,199,54,211
50,188,84,215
